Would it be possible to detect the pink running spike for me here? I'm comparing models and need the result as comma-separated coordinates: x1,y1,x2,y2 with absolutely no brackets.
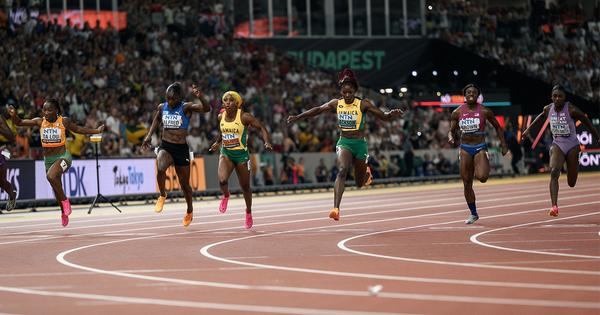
549,205,559,217
219,195,229,213
245,212,253,229
61,199,72,216
61,214,69,227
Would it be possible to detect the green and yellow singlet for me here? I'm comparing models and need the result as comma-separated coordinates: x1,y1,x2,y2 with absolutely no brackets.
336,98,364,132
219,109,247,151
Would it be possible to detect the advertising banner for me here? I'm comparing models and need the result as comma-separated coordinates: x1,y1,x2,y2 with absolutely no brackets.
39,10,128,30
1,160,36,201
160,157,207,193
258,38,431,87
35,159,156,199
578,128,600,171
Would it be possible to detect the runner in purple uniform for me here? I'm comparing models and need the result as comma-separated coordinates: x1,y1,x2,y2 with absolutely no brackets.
522,85,599,216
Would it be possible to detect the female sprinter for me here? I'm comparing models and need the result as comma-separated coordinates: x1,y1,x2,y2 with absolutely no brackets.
287,68,404,221
448,84,508,224
8,100,104,226
522,84,599,216
142,82,210,227
209,91,272,229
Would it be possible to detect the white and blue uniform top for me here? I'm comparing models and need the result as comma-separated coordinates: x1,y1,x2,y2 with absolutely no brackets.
161,102,190,130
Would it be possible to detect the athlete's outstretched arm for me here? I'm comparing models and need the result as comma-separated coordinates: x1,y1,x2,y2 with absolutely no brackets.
361,99,404,121
64,117,104,135
7,106,42,127
484,107,508,155
142,103,163,151
570,104,600,142
286,99,337,124
185,84,211,113
521,105,550,141
242,113,273,151
448,109,460,146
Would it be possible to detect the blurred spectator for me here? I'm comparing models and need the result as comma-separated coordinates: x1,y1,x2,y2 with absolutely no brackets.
66,130,90,159
329,163,339,182
378,154,389,178
403,139,415,176
427,0,600,102
0,0,510,180
504,121,523,174
423,153,436,176
262,161,274,186
434,152,452,175
187,127,208,153
297,157,306,183
314,158,328,183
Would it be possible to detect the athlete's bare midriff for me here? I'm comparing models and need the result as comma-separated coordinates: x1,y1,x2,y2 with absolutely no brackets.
43,146,66,157
461,133,486,145
162,129,188,144
340,130,365,139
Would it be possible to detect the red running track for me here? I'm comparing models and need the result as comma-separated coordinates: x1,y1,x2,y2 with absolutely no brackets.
0,174,599,314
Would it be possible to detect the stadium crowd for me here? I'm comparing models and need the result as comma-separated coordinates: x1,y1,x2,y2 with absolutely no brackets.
427,0,600,102
2,0,571,182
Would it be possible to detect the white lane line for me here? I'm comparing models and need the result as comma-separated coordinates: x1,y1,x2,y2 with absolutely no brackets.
0,185,481,236
471,211,600,259
0,183,549,236
195,207,600,287
0,184,564,246
4,277,600,311
100,233,159,237
1,179,570,235
428,226,485,230
0,182,450,228
21,285,74,290
0,286,407,315
337,205,600,275
44,187,598,310
435,238,600,245
350,244,392,247
1,177,582,231
0,268,261,278
0,179,549,228
0,235,55,238
535,224,598,228
477,258,600,266
204,200,600,280
560,232,599,235
54,194,600,303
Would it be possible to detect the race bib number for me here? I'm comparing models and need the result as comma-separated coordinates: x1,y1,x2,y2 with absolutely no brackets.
338,113,357,129
41,128,62,143
550,116,570,136
222,133,241,148
459,117,480,133
162,114,183,129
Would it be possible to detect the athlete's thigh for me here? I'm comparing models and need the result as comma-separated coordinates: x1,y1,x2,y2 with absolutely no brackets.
549,144,566,170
